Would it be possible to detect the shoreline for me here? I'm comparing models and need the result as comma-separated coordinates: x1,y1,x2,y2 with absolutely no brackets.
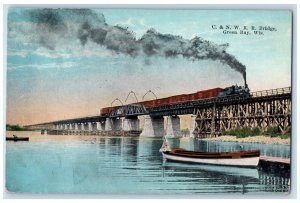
203,135,290,145
7,131,290,145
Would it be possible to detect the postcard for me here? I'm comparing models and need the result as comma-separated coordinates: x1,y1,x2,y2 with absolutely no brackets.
5,7,292,195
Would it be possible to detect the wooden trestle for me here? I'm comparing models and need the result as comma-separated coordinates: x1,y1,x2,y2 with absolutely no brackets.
193,87,291,138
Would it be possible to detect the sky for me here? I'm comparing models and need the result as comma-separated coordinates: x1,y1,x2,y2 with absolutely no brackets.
6,8,292,125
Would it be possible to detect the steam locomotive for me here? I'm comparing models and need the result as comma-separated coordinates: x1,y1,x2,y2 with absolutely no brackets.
218,84,250,98
100,85,251,116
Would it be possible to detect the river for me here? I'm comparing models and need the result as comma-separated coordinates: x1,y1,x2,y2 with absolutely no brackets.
5,131,290,195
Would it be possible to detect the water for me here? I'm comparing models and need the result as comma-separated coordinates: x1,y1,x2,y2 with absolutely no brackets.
5,133,290,194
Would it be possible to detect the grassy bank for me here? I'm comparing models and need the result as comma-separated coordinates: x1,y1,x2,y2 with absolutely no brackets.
223,127,290,139
6,124,32,131
206,135,290,145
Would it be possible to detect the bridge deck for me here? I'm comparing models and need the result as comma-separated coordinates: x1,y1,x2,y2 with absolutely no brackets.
26,86,291,126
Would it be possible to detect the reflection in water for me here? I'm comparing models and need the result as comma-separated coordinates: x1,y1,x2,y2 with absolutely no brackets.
138,137,163,163
258,171,290,193
163,161,260,180
120,137,138,162
161,161,290,194
5,135,290,194
161,161,260,194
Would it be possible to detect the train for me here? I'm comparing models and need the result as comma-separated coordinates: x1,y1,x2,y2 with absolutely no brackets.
218,84,250,98
100,85,251,116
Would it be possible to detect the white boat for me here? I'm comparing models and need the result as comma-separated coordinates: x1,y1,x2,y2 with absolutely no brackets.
160,138,260,167
162,148,260,167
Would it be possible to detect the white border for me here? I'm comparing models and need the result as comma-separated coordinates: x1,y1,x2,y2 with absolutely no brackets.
1,1,298,202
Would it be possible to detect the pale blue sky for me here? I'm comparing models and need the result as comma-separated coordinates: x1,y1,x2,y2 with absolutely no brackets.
6,8,292,125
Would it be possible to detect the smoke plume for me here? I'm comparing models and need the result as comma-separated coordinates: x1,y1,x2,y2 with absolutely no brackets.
24,8,247,82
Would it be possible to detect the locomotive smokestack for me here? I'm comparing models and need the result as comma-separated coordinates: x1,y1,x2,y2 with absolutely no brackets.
244,72,248,88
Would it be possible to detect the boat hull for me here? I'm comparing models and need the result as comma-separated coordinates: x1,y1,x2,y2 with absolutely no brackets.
162,151,260,167
6,137,29,141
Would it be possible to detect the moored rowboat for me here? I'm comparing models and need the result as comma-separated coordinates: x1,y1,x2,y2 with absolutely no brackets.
162,148,260,167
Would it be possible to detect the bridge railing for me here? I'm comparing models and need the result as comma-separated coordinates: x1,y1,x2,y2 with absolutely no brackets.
251,87,291,98
151,86,292,112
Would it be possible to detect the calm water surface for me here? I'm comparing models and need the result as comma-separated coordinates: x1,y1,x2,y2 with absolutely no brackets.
5,132,290,194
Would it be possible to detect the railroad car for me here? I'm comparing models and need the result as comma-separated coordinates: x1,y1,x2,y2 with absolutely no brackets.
100,85,250,116
100,107,117,116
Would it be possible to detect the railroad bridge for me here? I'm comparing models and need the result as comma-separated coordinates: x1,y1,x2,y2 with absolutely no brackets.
25,87,291,138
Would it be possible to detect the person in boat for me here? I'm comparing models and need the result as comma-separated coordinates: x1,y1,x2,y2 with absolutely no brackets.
13,135,18,139
159,136,171,152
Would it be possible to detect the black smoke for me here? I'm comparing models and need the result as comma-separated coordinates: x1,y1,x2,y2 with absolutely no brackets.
25,8,247,82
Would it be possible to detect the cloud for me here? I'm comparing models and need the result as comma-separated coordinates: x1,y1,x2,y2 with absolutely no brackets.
7,29,119,59
8,8,247,82
118,17,147,28
118,18,134,27
8,61,76,70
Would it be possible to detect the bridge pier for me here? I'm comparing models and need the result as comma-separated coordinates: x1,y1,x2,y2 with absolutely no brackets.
97,122,105,131
74,123,79,131
114,118,122,131
91,122,97,131
82,123,87,131
140,115,164,137
83,123,88,131
88,122,93,131
123,116,140,131
96,122,100,131
165,115,181,138
104,118,123,131
77,123,83,131
80,123,85,131
105,118,113,131
190,115,196,138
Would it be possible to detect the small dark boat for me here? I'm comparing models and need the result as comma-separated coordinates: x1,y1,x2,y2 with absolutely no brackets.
160,137,260,167
6,135,29,141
